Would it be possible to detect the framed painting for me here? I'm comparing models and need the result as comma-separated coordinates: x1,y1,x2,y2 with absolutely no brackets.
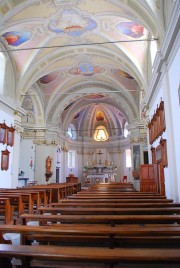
133,145,140,171
156,145,162,163
7,126,15,146
0,121,7,144
1,149,10,171
151,146,156,164
160,138,168,167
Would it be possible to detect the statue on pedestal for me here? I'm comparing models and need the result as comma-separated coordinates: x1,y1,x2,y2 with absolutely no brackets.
45,156,53,182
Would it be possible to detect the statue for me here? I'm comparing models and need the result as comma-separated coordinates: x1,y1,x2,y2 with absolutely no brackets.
45,156,53,182
46,156,52,174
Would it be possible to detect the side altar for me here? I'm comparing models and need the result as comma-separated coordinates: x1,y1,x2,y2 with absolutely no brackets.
83,165,117,186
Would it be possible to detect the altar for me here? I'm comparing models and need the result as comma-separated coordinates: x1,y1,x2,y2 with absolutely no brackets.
83,171,117,186
85,173,108,184
82,159,118,186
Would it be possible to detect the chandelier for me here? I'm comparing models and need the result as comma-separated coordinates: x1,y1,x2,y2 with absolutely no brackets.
94,125,109,141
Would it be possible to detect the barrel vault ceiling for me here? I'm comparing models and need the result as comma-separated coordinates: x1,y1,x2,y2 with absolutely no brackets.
0,0,172,141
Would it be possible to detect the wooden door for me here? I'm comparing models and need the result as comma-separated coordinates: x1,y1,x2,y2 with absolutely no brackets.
158,163,166,196
140,164,158,193
140,163,166,195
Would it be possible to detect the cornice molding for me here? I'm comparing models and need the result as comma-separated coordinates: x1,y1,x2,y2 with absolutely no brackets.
0,94,16,111
146,1,180,107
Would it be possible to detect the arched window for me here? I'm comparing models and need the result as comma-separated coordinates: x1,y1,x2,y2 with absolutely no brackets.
124,122,129,138
68,150,75,168
67,124,77,140
0,53,5,94
126,149,132,168
67,127,73,139
150,36,158,66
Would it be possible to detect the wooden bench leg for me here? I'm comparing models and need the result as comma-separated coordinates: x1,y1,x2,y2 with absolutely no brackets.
21,256,31,268
0,257,12,268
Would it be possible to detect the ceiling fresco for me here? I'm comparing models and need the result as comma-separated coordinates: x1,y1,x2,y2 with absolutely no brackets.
0,0,167,140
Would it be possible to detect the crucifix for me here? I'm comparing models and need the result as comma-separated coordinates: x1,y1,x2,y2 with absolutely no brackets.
97,150,103,165
97,150,103,155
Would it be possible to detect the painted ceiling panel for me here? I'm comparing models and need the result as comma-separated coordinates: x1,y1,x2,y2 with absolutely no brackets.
0,0,164,139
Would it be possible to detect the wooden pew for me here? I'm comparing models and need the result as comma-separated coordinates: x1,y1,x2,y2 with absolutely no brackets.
1,183,180,267
54,182,81,195
90,182,133,188
20,213,180,226
1,224,180,248
0,194,25,222
64,196,174,203
72,193,167,197
78,191,162,194
38,206,180,215
68,194,168,200
50,202,180,208
23,185,61,203
0,244,180,268
23,182,81,203
16,189,46,207
0,198,14,224
0,190,39,213
23,186,53,204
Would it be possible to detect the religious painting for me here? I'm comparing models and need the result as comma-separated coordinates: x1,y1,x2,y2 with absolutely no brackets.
69,63,104,76
0,121,7,144
85,94,105,99
156,145,162,163
119,70,134,79
116,21,144,38
22,95,34,111
2,31,32,46
7,126,15,146
160,138,168,167
133,145,140,171
96,111,104,121
39,73,58,84
48,9,97,37
1,148,10,171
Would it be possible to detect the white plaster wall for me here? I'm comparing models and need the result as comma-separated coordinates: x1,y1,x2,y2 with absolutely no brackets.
148,46,180,201
33,144,57,184
0,106,14,188
19,139,35,182
60,151,67,183
12,130,20,188
123,151,133,183
168,46,180,201
35,144,46,184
